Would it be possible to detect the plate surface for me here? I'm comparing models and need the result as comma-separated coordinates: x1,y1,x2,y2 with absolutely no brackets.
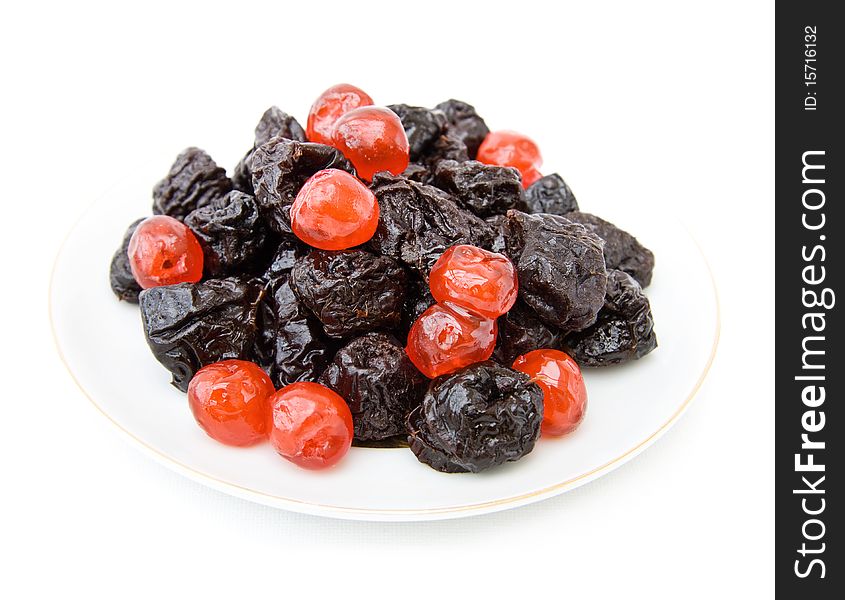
51,170,718,521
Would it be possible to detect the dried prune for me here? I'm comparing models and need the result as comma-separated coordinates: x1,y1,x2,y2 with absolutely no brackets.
493,300,564,365
259,277,335,387
505,210,607,332
153,148,232,220
263,236,307,280
435,99,490,159
387,104,447,161
369,173,494,276
184,191,271,277
139,277,264,392
109,218,144,303
524,173,579,215
563,270,657,366
319,333,425,441
399,277,435,336
565,211,655,287
254,106,307,147
432,160,526,218
400,163,433,184
250,137,355,234
232,107,308,194
421,133,469,168
407,362,543,473
289,249,407,338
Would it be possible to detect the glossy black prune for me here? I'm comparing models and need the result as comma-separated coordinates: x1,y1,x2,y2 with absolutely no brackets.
435,99,490,159
399,163,433,184
250,137,355,234
493,300,564,365
421,133,469,168
289,249,407,338
524,173,579,215
232,107,308,194
259,277,335,387
184,191,271,277
433,160,526,218
565,211,655,287
407,362,543,473
505,210,607,332
369,173,495,276
319,333,426,441
400,277,435,336
152,148,232,220
109,218,144,303
388,104,447,161
139,277,264,391
564,270,658,366
263,235,307,280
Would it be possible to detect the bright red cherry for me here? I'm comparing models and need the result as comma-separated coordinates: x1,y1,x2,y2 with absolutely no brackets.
306,83,374,146
128,215,204,288
290,169,380,250
512,349,587,436
268,382,354,470
331,106,410,181
187,360,275,446
429,245,518,319
477,130,543,188
405,302,497,379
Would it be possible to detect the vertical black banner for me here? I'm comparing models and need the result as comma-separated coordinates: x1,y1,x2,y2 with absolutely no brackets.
776,3,842,597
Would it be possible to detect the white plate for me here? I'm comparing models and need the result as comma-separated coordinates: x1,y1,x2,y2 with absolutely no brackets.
50,169,719,521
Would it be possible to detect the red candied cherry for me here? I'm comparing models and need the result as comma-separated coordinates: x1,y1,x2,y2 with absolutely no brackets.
477,130,543,188
290,169,380,250
307,83,374,146
331,106,410,181
128,215,204,288
429,245,518,319
268,382,354,470
512,349,587,436
405,302,497,379
187,360,275,446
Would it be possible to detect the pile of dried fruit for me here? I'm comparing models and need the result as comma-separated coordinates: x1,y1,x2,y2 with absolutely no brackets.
109,84,658,473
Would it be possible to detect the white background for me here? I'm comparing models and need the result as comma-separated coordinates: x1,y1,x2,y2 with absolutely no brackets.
1,1,773,598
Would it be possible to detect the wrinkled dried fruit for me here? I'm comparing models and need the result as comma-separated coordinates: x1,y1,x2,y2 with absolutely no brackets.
187,359,275,446
320,333,425,441
369,173,494,276
405,302,497,379
565,211,655,287
263,236,307,280
268,382,354,470
420,133,469,169
435,99,490,159
400,277,435,336
524,173,579,215
331,106,410,181
128,215,204,289
429,244,518,318
512,349,586,436
505,210,607,332
259,277,335,387
184,191,270,277
290,169,379,250
493,300,564,365
153,148,232,219
290,249,406,338
388,104,447,161
564,270,658,365
407,361,543,473
140,277,264,391
477,131,542,189
250,137,355,234
307,83,374,146
233,107,308,194
109,218,144,302
432,160,526,218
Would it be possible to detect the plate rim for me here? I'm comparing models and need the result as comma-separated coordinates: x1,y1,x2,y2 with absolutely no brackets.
50,204,720,521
